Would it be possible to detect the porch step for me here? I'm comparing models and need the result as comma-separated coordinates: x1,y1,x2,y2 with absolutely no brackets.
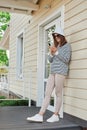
0,106,82,130
34,126,81,130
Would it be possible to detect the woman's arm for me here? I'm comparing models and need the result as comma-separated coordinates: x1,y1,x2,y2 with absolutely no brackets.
48,53,54,63
48,46,57,63
57,43,71,64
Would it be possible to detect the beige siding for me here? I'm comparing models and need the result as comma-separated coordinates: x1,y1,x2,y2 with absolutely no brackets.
9,0,66,100
9,14,30,98
9,0,87,120
64,0,87,120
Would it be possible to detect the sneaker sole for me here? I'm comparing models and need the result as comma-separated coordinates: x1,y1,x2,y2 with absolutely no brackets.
27,118,43,123
46,119,59,123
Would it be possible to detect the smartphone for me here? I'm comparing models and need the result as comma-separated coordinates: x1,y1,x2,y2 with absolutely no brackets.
48,43,51,46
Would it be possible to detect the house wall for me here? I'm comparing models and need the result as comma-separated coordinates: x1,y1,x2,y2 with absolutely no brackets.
64,0,87,120
9,14,30,98
9,0,87,120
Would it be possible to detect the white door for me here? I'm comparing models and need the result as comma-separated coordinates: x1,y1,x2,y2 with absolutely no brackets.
43,17,63,118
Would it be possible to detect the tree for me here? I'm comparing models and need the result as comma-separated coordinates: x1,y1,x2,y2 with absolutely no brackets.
0,11,10,66
0,11,10,40
0,49,9,66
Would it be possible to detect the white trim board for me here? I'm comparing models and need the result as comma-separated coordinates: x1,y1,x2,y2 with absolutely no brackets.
38,6,64,28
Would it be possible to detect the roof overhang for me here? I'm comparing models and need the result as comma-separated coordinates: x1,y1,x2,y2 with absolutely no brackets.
0,0,39,50
0,0,39,15
0,26,10,50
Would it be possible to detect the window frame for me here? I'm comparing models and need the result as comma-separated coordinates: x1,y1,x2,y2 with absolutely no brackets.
16,31,24,80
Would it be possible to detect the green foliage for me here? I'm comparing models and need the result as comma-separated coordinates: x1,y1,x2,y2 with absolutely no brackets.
0,100,28,106
0,49,9,66
1,24,8,31
0,96,6,99
0,12,10,65
0,11,10,39
0,12,10,22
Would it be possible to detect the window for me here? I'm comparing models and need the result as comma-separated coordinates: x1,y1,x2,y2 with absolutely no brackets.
45,25,56,79
16,33,24,79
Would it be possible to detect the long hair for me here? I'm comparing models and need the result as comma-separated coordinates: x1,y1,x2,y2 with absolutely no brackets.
52,34,67,47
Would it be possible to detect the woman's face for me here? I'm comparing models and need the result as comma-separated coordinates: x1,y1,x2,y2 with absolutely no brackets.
53,33,61,43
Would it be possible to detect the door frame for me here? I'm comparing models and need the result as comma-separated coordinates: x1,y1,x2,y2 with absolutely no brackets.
43,18,61,111
37,6,64,117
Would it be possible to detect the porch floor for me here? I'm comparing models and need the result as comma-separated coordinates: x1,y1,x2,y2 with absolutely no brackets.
0,106,81,130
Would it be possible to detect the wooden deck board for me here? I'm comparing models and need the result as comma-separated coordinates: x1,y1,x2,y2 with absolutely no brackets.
0,106,81,130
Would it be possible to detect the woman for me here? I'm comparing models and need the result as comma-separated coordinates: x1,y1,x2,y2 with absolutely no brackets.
27,27,71,123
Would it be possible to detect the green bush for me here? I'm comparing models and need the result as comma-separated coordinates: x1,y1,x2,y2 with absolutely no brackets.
0,96,6,99
0,100,28,106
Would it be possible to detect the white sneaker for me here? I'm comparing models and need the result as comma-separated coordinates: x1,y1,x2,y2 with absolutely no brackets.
27,114,43,122
47,114,59,123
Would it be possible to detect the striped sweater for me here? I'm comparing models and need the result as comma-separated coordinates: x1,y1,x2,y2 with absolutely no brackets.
48,43,72,76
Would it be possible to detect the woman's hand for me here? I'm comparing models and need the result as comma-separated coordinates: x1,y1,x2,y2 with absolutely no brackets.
49,46,57,55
